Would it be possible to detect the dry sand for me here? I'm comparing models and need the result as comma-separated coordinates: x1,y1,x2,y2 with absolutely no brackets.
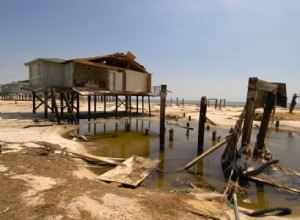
0,100,299,219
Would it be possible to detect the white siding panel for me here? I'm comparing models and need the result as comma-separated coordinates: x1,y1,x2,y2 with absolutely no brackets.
115,72,123,91
125,70,147,92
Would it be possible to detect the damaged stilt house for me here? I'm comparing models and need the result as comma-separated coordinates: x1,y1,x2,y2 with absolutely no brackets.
24,52,158,123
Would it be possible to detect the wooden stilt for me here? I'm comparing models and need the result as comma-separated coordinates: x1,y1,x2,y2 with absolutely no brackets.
129,96,132,118
44,92,48,119
148,96,151,117
136,95,138,115
104,95,106,113
142,96,144,115
76,93,80,121
115,95,118,119
60,93,64,116
50,88,61,124
88,95,91,121
62,93,78,124
94,95,97,113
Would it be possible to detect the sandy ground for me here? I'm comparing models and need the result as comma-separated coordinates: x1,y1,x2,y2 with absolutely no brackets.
0,100,299,220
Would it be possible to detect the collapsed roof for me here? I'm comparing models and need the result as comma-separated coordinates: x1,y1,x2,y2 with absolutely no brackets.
24,52,148,73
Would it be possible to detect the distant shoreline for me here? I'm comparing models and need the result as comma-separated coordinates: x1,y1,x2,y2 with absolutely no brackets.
149,98,300,108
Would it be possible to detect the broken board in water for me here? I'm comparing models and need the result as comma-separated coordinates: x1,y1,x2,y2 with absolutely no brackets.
243,159,300,194
97,155,160,187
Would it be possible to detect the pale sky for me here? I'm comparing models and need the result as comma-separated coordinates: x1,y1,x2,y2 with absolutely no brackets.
1,0,300,101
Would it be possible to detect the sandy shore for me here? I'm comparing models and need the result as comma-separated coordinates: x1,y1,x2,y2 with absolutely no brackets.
0,100,299,219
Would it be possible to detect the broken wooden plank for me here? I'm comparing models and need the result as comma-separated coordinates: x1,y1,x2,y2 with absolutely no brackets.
206,116,217,126
182,139,228,170
97,155,160,187
31,141,120,165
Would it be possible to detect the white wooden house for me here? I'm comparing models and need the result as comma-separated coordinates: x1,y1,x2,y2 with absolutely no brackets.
24,52,152,95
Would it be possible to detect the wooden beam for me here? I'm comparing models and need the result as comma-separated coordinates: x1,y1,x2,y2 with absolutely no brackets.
183,139,228,170
32,141,119,165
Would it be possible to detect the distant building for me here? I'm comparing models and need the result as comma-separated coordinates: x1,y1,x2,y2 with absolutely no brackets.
0,80,31,95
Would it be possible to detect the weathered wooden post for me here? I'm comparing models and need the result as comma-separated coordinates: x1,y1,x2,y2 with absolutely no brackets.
169,128,174,141
254,92,276,159
188,115,191,121
160,85,167,148
198,96,207,151
176,98,179,106
32,92,36,113
170,97,172,107
215,99,217,109
186,122,190,136
182,98,184,106
145,128,149,136
212,130,217,141
289,93,298,113
276,120,280,128
94,95,97,113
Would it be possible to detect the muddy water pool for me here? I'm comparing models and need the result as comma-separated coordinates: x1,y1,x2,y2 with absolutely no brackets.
69,118,300,214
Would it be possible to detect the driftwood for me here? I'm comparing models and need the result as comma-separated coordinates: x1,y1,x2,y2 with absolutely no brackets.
187,208,220,220
23,124,54,129
31,141,120,165
182,139,228,170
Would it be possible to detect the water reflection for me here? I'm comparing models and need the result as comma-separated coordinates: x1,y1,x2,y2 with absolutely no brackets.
69,118,300,214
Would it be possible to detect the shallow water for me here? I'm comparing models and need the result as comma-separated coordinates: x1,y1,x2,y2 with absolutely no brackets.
70,118,300,214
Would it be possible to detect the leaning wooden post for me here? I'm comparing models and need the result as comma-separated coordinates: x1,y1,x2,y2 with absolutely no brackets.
254,91,276,158
183,139,228,170
215,99,217,109
198,96,207,151
160,85,167,148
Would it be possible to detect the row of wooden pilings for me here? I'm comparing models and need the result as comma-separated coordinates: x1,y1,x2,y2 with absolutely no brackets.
0,93,33,101
158,85,208,152
168,97,226,109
